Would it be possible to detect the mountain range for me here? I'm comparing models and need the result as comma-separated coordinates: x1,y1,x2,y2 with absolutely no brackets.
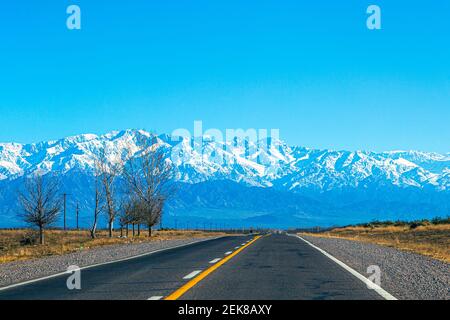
0,129,449,228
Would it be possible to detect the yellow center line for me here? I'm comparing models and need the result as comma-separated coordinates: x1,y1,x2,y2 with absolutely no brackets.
164,235,263,300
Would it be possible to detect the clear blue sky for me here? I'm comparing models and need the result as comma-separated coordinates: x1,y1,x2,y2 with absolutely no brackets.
0,0,449,152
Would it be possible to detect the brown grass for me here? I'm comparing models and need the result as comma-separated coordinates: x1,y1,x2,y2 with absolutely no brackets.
0,229,226,264
300,224,450,263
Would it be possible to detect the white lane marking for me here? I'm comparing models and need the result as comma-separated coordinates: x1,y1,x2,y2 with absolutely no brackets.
183,270,202,280
235,246,240,249
0,236,226,292
224,251,233,255
209,258,221,264
289,234,398,301
148,296,163,300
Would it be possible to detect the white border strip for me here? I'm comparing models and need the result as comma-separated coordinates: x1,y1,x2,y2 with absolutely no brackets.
209,258,221,264
289,234,397,300
183,270,202,279
0,236,226,292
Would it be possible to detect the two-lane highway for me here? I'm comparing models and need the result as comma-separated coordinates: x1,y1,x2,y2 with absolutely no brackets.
0,234,389,300
182,234,383,300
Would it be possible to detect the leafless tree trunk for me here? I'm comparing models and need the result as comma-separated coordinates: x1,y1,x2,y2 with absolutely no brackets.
104,176,116,238
144,197,163,237
121,196,143,237
119,197,135,238
90,171,103,239
97,147,120,238
18,174,61,245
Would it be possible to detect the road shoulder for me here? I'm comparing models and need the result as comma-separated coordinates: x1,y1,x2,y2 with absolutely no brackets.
301,235,450,300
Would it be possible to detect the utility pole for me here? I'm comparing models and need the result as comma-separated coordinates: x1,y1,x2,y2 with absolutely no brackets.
76,203,79,230
62,193,71,231
63,193,67,230
159,203,163,230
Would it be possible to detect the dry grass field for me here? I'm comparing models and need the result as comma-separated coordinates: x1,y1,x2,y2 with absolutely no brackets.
301,222,450,263
0,229,226,264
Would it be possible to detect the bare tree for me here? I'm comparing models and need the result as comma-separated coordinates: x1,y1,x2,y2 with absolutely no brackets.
97,147,121,238
90,167,103,239
120,196,142,237
18,174,61,245
122,136,175,237
118,200,132,238
143,196,163,237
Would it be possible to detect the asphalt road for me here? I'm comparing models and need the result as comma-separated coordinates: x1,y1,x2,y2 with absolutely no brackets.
0,234,383,300
182,234,382,300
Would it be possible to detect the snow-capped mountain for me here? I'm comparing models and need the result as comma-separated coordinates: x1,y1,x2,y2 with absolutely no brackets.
0,129,449,228
0,129,448,191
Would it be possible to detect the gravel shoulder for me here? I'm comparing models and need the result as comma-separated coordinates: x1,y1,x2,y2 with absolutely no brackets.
301,235,449,300
0,236,220,288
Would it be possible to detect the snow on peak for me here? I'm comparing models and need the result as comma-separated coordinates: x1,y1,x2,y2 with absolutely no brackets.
0,129,448,192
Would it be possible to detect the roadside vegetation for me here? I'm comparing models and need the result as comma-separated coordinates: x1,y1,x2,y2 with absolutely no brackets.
300,217,450,263
0,229,226,264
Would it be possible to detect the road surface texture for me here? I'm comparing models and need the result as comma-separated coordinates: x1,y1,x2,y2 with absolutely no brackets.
181,234,382,300
0,234,386,300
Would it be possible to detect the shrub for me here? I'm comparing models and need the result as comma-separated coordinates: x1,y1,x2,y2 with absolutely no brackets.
431,217,450,225
19,231,39,246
